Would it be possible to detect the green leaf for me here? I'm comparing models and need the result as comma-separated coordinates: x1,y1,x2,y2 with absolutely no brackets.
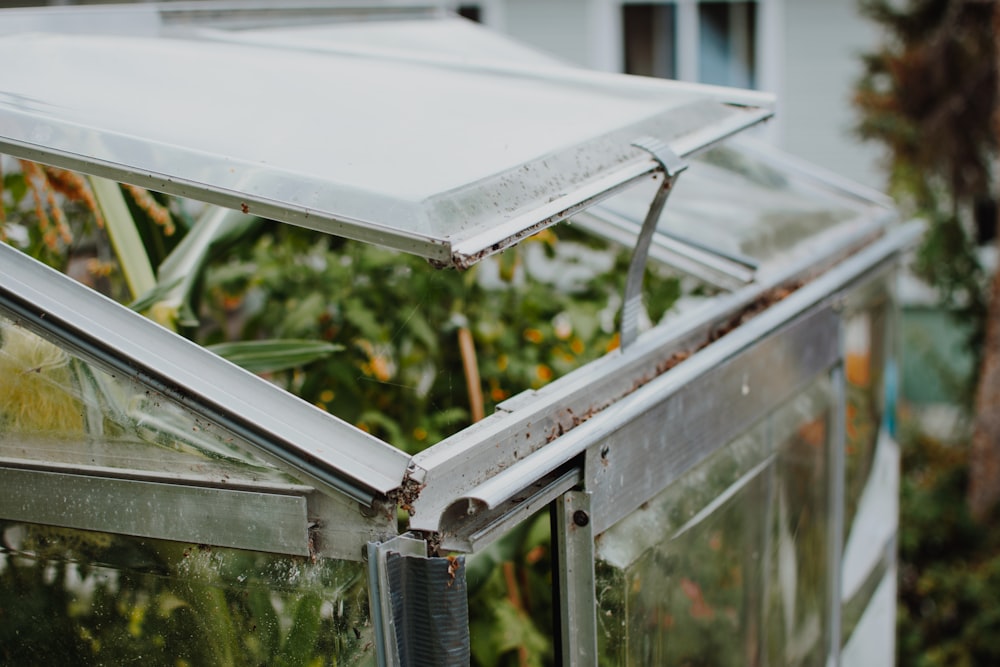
207,339,343,374
154,207,260,327
128,277,184,313
275,593,322,667
89,176,156,300
246,587,281,660
3,171,27,206
279,292,327,338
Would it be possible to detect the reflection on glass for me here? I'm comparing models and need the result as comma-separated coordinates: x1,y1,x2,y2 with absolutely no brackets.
766,385,832,666
843,288,889,541
595,378,833,666
840,279,898,658
0,314,290,483
0,521,374,665
594,142,883,267
596,429,769,666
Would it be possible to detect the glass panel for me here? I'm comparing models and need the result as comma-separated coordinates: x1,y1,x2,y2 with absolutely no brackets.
0,521,373,665
0,313,293,484
591,140,890,269
0,29,768,267
595,428,770,666
595,377,833,666
841,277,900,650
843,286,890,540
766,381,833,666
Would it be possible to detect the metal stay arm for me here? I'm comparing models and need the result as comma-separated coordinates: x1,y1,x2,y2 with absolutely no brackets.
620,137,689,350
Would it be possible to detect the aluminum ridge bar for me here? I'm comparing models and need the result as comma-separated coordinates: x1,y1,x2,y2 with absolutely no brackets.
0,243,412,504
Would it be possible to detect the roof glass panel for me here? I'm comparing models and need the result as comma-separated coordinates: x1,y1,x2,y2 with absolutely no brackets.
0,28,771,267
589,140,893,273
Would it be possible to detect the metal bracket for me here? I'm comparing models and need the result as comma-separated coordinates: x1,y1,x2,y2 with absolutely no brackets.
620,137,688,350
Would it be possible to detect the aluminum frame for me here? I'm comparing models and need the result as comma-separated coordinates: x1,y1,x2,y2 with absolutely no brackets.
0,242,413,505
408,221,922,541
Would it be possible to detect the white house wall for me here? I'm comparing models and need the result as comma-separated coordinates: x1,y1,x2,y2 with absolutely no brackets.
780,0,884,187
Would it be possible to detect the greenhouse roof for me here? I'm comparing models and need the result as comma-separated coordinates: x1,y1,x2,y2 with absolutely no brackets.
0,5,772,268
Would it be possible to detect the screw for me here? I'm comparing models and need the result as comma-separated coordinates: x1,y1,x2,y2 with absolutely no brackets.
573,510,590,527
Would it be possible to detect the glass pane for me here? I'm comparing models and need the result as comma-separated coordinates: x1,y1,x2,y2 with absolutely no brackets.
841,278,900,651
843,288,890,540
0,313,293,484
766,382,833,666
595,428,770,666
0,521,373,665
592,141,889,268
595,377,833,666
0,29,768,267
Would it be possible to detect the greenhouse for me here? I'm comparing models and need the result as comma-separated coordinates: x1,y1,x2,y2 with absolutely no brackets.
0,2,918,666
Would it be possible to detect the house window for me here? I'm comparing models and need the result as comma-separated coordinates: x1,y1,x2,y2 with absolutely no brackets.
457,4,482,22
623,4,677,79
622,1,757,89
699,1,756,88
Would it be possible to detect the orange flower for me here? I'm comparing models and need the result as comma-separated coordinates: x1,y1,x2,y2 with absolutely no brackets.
535,364,553,383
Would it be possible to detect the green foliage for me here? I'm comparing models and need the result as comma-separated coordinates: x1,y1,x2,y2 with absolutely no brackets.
196,223,678,454
896,425,1000,666
467,513,554,667
206,339,344,374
